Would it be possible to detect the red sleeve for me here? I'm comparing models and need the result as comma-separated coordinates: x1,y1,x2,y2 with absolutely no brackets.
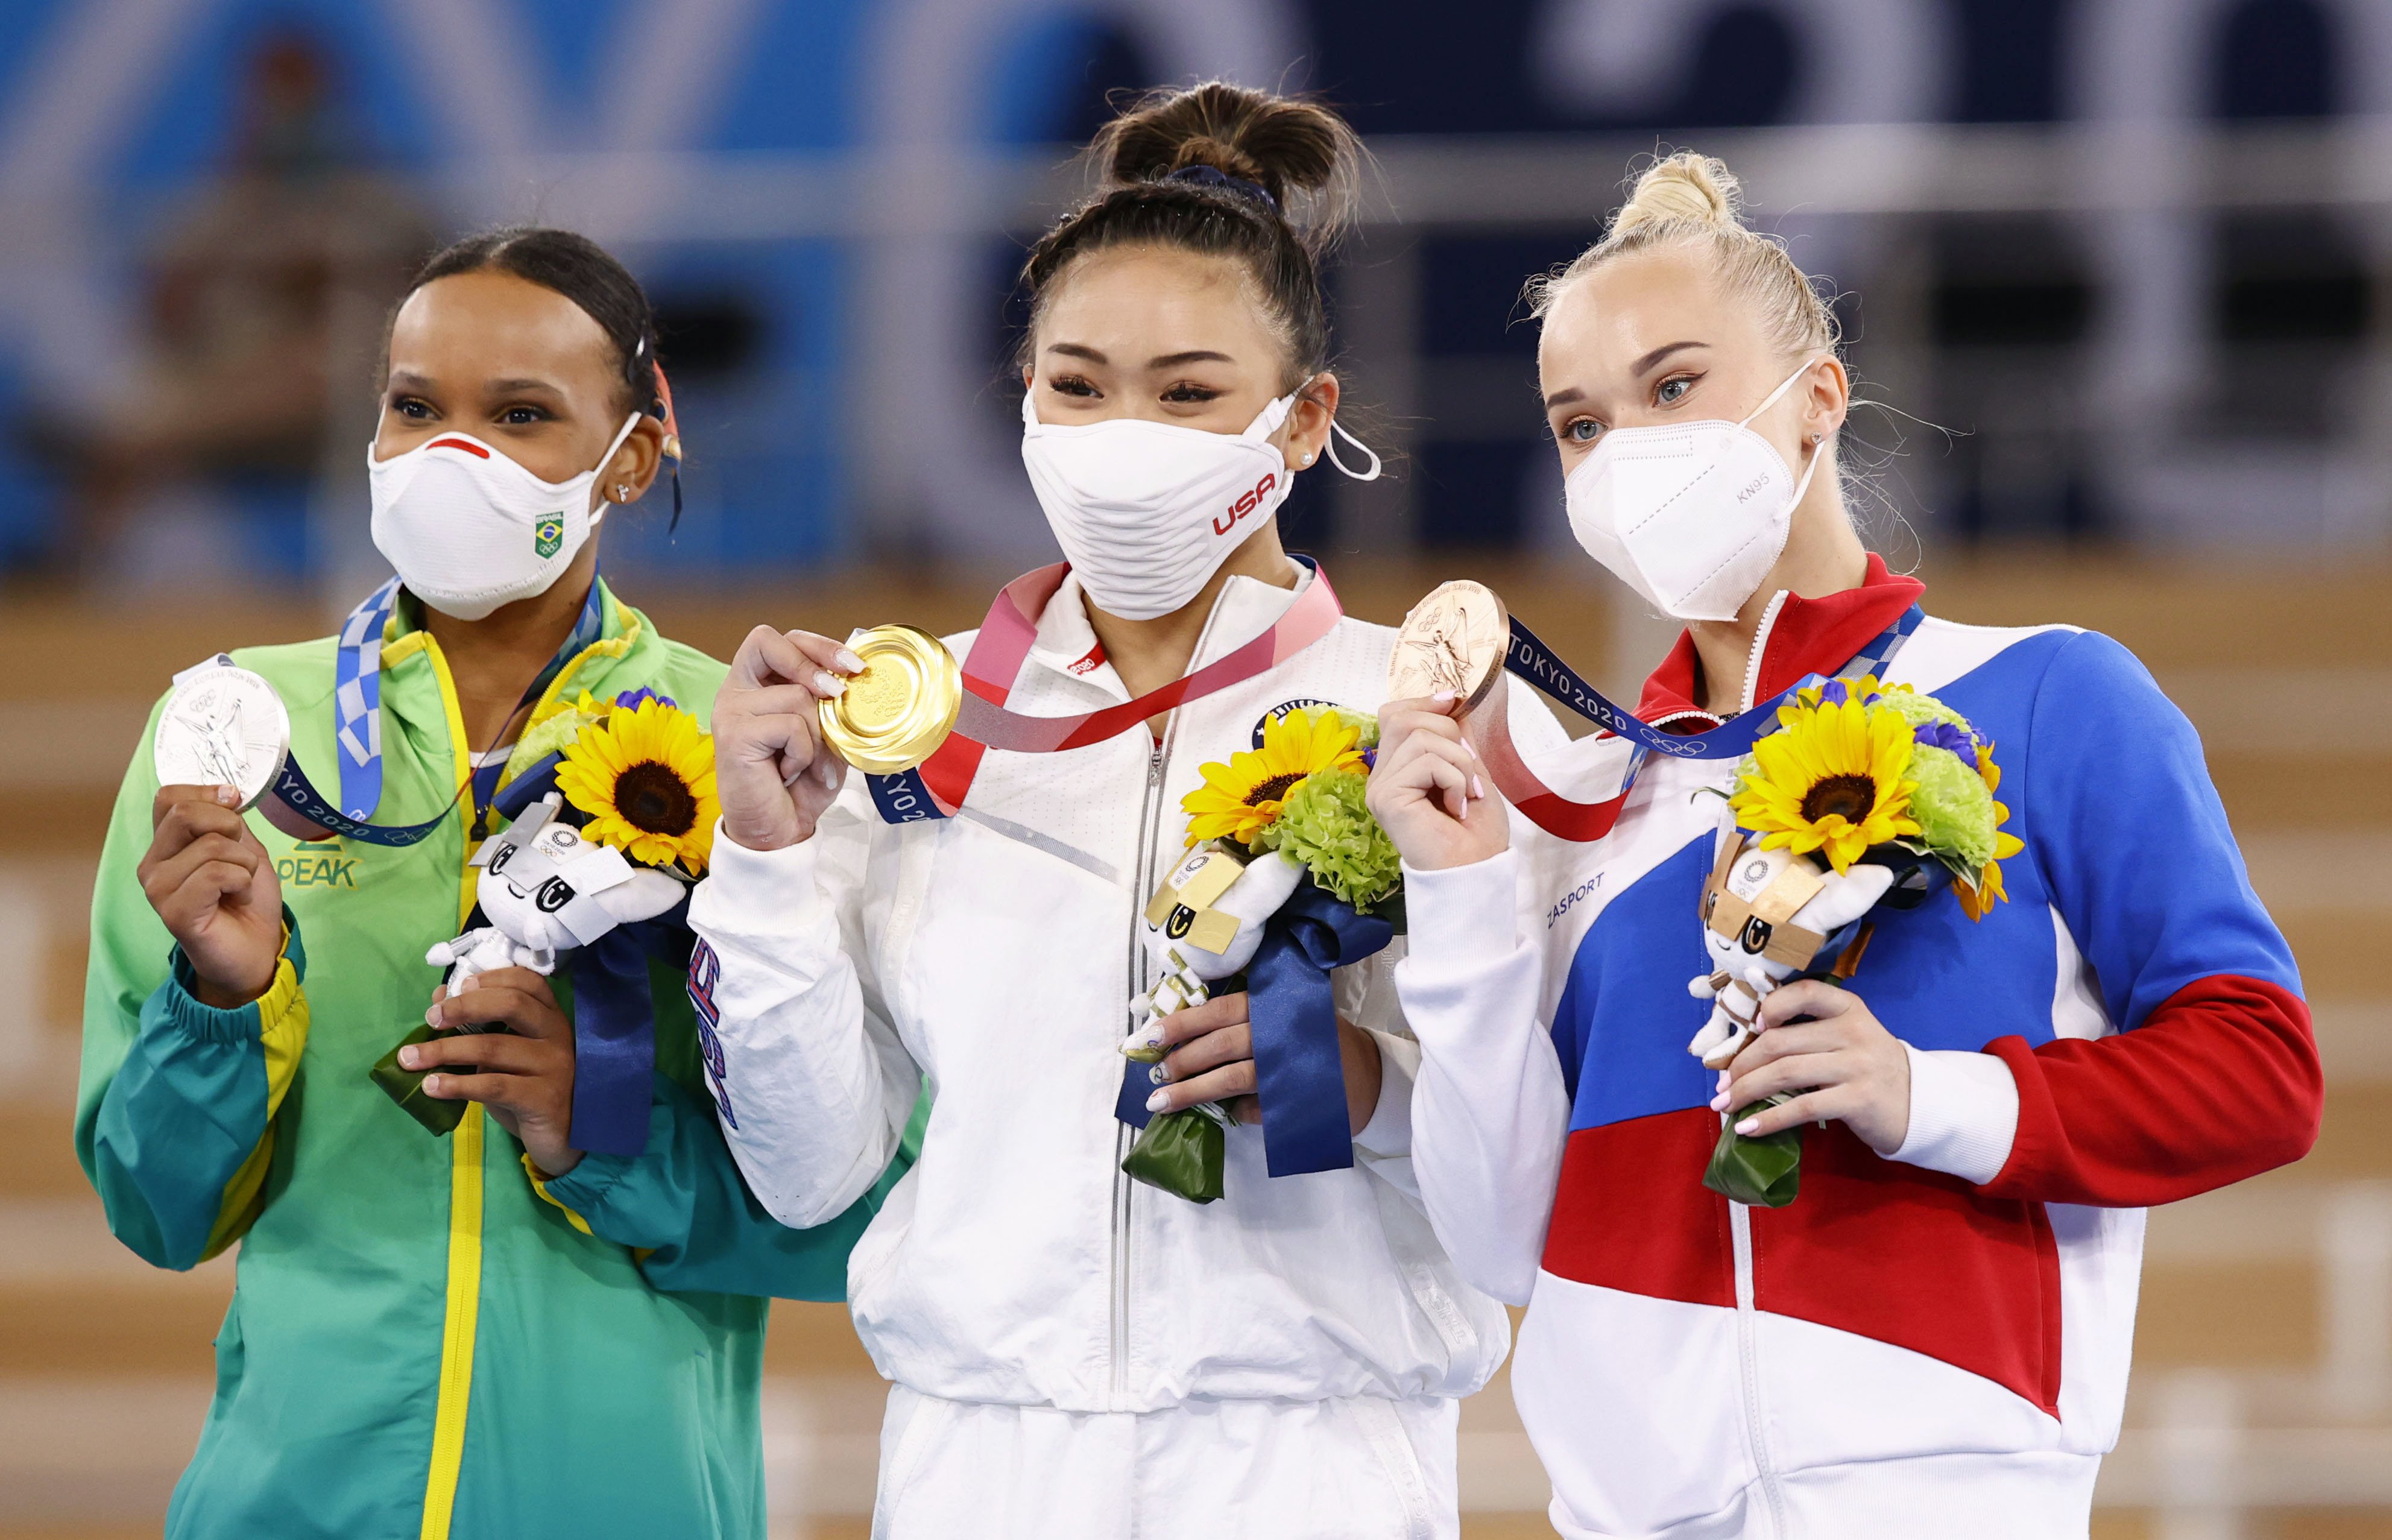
1980,974,2321,1208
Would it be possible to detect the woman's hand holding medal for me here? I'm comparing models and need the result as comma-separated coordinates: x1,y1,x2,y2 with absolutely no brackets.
1368,581,1515,874
139,785,285,1009
714,626,862,853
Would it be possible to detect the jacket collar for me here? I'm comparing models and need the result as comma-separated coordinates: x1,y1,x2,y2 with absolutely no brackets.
1025,563,1316,701
1634,553,1925,730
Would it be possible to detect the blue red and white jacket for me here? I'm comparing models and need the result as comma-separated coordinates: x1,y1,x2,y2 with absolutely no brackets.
1394,558,2321,1539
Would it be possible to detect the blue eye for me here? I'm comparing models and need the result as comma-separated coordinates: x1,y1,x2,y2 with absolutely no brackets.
1657,378,1689,403
1566,418,1602,444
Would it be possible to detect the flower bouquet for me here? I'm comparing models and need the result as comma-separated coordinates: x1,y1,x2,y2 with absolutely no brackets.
1692,675,2022,1207
1119,707,1403,1203
373,690,719,1151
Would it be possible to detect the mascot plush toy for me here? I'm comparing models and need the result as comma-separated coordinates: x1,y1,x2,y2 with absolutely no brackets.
430,792,686,997
1120,842,1304,1061
1685,832,1895,1070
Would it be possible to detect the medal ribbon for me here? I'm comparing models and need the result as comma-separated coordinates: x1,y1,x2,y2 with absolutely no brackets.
865,558,1345,824
1474,605,1925,842
259,578,606,847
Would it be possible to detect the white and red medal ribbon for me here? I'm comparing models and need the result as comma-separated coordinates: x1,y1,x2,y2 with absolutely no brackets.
863,559,1344,825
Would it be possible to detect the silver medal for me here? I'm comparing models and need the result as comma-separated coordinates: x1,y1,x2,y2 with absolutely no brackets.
153,659,292,812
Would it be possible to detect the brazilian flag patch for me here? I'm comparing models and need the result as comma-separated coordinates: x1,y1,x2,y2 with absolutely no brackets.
534,516,565,559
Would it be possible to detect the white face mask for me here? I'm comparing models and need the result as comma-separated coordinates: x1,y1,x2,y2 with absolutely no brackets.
368,414,639,622
1563,361,1825,623
1020,391,1381,623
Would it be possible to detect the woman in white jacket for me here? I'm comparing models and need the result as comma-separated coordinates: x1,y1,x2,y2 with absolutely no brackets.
688,83,1510,1539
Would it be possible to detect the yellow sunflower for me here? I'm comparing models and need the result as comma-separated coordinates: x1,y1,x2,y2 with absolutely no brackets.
1181,707,1366,848
1955,739,2027,921
1730,695,1922,873
555,698,720,874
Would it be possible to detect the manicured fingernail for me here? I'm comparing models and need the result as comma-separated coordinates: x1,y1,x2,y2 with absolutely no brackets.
1735,1118,1761,1136
1149,1064,1169,1085
400,1046,419,1069
813,671,846,697
1146,1089,1170,1113
818,757,841,789
1709,1092,1728,1112
424,1006,441,1028
836,649,866,674
1470,775,1485,800
423,1075,444,1097
215,785,241,806
1431,690,1457,705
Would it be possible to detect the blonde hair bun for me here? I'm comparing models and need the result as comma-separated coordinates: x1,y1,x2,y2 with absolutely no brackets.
1612,151,1744,239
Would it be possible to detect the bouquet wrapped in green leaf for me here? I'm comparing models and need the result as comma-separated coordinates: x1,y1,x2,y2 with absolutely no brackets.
1121,708,1403,1202
1693,675,2024,1207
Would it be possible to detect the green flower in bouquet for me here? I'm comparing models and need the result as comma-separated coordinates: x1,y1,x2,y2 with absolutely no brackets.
1904,742,1999,874
1252,767,1401,912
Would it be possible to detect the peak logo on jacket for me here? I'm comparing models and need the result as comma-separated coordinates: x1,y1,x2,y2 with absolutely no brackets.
277,839,358,889
1212,472,1277,536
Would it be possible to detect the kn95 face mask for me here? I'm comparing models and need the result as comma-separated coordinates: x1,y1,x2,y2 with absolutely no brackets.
1020,391,1380,622
368,414,639,622
1563,361,1826,623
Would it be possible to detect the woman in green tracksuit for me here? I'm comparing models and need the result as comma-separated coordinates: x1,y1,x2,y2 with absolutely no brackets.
77,227,901,1539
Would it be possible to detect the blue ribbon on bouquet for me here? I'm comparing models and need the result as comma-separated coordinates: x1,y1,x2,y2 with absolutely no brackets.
1114,876,1393,1179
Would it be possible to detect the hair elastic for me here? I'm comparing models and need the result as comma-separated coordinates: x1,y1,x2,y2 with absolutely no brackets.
1165,164,1278,212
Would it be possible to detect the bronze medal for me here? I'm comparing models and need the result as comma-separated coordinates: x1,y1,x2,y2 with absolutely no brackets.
1387,579,1509,714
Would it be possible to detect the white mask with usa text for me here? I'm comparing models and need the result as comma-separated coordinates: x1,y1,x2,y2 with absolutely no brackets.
1020,391,1299,622
1564,362,1825,623
368,414,638,622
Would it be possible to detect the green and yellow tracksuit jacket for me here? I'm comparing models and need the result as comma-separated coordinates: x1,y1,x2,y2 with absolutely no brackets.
78,583,901,1540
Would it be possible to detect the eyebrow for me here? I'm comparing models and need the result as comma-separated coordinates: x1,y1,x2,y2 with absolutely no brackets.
1631,339,1706,376
1045,342,1105,363
1542,385,1584,410
488,377,563,394
1149,349,1234,368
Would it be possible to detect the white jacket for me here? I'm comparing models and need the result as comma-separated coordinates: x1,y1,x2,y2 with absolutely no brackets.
689,568,1512,1413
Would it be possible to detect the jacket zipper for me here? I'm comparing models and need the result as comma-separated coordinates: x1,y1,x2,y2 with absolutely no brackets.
1111,731,1171,1408
1729,1198,1790,1536
1739,589,1792,713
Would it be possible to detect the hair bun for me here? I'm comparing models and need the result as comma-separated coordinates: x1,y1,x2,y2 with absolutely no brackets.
1096,81,1360,236
1612,151,1744,239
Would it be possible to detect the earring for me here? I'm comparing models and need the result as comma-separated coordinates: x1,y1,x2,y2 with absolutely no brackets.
614,483,632,501
1301,452,1314,467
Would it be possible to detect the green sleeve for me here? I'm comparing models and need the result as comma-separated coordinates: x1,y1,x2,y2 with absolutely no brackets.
536,1075,922,1299
77,705,311,1270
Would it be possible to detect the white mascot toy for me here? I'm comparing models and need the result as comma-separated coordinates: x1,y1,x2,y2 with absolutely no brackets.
428,792,687,999
1685,830,1896,1071
1120,842,1304,1062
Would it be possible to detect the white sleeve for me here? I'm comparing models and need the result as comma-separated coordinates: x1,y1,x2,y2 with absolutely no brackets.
1890,1044,2020,1185
1393,849,1571,1306
1336,940,1423,1205
688,791,918,1228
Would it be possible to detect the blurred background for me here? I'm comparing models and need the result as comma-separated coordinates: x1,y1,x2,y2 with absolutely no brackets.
0,1,2386,1536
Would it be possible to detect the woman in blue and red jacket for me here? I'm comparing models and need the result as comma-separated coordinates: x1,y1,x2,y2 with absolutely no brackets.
1368,151,2321,1539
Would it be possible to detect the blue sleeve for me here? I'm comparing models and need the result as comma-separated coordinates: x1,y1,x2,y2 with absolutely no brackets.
538,1073,923,1299
2021,630,2302,1029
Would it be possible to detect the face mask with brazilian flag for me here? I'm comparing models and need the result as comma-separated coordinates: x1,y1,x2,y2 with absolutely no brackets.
368,414,638,620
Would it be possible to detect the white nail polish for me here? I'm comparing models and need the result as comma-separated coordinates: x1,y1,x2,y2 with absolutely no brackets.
1431,690,1457,705
813,672,846,697
836,649,866,674
1146,1089,1170,1113
1470,775,1485,800
1149,1064,1169,1085
1735,1118,1760,1136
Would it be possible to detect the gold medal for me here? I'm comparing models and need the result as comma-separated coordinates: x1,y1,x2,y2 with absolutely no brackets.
1387,579,1508,713
818,625,963,774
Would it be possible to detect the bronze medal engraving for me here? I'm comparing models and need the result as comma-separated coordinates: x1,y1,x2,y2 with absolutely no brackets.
1387,579,1508,713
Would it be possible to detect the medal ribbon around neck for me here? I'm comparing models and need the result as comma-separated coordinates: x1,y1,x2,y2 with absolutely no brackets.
863,557,1345,825
257,575,605,847
1474,605,1925,842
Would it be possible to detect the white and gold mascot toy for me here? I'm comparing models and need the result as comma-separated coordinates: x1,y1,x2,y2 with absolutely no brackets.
1686,830,1896,1070
1120,842,1304,1062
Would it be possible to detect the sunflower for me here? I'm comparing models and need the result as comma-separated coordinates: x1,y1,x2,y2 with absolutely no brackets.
1954,739,2027,921
555,697,720,874
1731,694,1922,873
1181,707,1366,849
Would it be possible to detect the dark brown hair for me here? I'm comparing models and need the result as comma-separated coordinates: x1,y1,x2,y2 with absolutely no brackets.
1018,82,1363,390
399,226,665,420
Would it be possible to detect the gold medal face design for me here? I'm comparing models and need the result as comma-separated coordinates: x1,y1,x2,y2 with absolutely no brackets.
818,625,962,774
1387,579,1508,713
